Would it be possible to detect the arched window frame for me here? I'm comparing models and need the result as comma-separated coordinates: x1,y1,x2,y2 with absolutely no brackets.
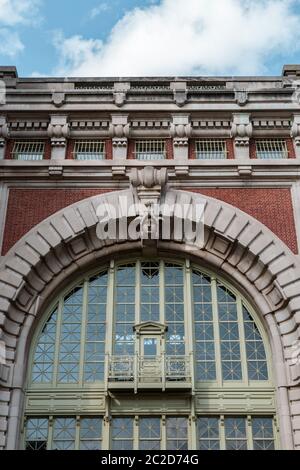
23,258,279,450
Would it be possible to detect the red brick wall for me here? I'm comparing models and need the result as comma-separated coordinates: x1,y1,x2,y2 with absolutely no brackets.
2,187,298,255
186,188,298,253
166,138,173,160
2,189,113,255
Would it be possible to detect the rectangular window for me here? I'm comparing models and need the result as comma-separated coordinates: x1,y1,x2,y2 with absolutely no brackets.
198,417,220,450
135,140,166,160
25,416,103,450
111,417,134,450
12,141,45,161
196,140,227,160
73,140,106,160
166,417,188,450
255,139,288,159
139,417,161,450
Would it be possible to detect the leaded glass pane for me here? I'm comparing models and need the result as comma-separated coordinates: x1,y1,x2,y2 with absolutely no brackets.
225,417,247,450
141,262,160,322
84,273,107,382
139,417,161,450
198,417,220,450
32,310,57,383
218,285,242,381
243,307,268,380
114,265,135,356
111,417,134,450
165,265,185,357
52,417,76,450
193,271,215,380
26,418,49,450
58,286,83,383
252,417,275,450
166,417,188,450
79,418,102,450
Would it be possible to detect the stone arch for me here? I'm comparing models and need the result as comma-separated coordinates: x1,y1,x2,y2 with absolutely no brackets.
0,185,300,449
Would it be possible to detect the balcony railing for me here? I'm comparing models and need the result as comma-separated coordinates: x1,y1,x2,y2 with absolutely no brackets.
107,354,192,392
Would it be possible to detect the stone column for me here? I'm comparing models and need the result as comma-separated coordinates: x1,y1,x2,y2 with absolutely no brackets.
170,115,191,161
0,116,9,160
291,114,300,158
231,113,253,160
109,114,130,160
47,115,70,161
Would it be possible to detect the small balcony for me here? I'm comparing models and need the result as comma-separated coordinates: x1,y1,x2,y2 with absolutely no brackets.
106,354,192,392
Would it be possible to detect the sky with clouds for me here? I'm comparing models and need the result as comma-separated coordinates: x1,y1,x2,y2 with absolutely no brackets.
0,0,300,77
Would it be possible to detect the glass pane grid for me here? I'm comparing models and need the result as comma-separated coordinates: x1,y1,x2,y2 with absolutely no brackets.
165,265,185,357
135,140,166,160
217,284,242,381
243,307,268,381
198,417,220,450
73,140,106,160
196,140,227,160
113,266,136,357
32,311,57,384
193,271,215,381
12,141,45,161
84,273,108,382
256,140,288,159
141,262,160,322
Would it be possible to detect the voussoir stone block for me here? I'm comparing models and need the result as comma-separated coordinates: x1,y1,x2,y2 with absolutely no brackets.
37,225,62,248
50,217,74,241
63,208,86,234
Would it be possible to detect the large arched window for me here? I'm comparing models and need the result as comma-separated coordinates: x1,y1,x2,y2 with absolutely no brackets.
24,259,278,450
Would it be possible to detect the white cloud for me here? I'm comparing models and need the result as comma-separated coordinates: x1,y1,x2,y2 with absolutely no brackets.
53,0,300,77
0,28,24,56
90,2,109,19
0,0,40,26
0,0,41,57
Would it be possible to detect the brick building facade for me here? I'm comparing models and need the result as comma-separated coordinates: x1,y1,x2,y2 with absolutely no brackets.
0,65,300,450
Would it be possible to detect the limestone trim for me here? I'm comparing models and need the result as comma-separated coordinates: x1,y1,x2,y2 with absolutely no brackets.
0,185,300,448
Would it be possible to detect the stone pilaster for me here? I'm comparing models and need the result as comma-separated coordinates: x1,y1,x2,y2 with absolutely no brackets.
291,114,300,158
109,114,130,160
231,113,253,160
0,116,9,160
170,115,191,161
47,115,70,161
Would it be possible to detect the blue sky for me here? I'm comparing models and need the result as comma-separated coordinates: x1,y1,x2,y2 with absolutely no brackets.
0,0,300,77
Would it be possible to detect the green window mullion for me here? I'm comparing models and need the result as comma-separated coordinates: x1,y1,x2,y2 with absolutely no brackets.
159,260,165,325
219,416,226,450
79,281,89,386
53,299,63,386
184,260,195,387
247,416,254,450
211,278,222,385
75,416,81,450
136,260,141,326
237,298,249,384
47,416,54,450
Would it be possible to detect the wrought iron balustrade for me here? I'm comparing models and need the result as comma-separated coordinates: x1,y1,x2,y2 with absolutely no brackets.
107,354,191,388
